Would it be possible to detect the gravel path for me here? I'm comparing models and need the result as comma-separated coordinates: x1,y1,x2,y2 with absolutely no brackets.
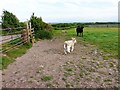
2,38,119,88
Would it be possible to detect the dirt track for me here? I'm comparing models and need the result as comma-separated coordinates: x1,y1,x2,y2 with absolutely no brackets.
2,37,119,88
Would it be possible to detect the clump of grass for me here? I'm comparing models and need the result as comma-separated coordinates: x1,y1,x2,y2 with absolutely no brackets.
41,75,53,81
66,83,71,88
64,72,73,77
79,72,85,78
64,68,73,72
1,56,12,69
103,55,110,60
104,79,112,82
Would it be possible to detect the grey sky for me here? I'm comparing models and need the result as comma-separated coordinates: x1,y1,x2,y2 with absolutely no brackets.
0,0,119,23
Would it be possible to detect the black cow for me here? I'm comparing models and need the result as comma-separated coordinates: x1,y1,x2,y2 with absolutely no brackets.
76,26,84,37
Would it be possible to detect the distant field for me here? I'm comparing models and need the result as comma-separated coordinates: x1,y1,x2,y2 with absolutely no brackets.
53,27,118,58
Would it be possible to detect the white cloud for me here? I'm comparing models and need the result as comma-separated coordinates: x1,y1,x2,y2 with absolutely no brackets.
0,0,119,22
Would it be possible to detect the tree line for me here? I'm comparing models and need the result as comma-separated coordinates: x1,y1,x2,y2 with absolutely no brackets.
51,22,119,30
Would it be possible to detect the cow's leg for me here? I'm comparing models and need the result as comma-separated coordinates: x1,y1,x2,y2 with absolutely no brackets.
77,32,78,36
67,46,71,53
80,33,81,37
71,45,74,52
64,47,67,54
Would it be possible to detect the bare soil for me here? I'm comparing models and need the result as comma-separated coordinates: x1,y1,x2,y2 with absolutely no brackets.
2,37,119,88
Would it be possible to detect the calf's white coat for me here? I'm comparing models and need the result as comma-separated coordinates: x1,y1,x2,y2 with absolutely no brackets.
64,38,77,54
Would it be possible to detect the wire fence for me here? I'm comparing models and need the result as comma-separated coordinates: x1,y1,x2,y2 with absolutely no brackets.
0,22,35,53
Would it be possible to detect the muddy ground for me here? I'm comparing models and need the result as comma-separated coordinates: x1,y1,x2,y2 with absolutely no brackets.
2,37,119,88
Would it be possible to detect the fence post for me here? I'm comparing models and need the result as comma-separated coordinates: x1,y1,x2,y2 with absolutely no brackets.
29,22,35,45
21,29,27,43
26,21,30,43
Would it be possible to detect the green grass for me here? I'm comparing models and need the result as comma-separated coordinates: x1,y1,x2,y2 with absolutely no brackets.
41,75,53,81
1,43,32,69
64,68,73,72
53,27,118,58
83,27,118,58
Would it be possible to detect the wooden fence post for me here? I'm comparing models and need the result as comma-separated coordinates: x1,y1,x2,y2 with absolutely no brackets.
29,22,35,45
21,29,27,43
26,21,30,43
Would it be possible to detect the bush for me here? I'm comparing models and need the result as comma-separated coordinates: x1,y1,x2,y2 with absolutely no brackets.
35,30,53,40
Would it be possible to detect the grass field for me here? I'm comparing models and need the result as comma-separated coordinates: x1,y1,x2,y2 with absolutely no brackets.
53,27,118,59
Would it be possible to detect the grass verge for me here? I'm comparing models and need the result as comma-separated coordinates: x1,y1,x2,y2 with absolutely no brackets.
1,43,32,69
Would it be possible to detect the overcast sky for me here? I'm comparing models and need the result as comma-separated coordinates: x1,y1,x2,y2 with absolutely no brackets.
0,0,119,23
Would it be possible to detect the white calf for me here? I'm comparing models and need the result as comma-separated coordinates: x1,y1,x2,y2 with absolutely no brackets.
64,38,77,54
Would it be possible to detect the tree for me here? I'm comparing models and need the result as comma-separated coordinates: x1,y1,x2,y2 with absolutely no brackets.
30,13,53,39
1,10,20,28
30,13,53,33
30,13,43,33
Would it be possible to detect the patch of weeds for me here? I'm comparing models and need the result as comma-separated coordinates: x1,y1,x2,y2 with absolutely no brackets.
114,86,120,90
65,82,74,88
68,61,74,64
96,62,104,68
77,63,83,69
41,75,53,82
64,68,73,72
65,62,70,65
36,69,42,74
76,77,80,82
99,61,104,65
88,67,96,72
98,64,104,68
79,72,84,78
109,62,114,67
64,72,73,77
2,56,13,69
104,79,112,82
103,55,110,60
95,76,101,83
81,57,86,59
79,69,87,78
62,77,67,81
66,83,71,88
